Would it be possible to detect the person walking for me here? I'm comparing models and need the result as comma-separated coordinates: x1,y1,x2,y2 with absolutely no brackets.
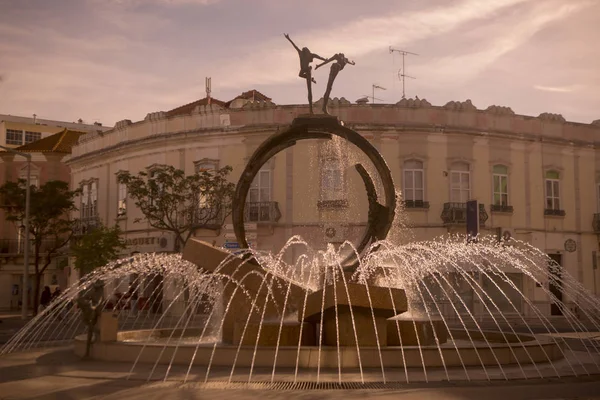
40,286,51,312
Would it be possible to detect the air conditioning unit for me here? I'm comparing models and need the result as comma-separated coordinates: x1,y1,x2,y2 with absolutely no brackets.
324,224,345,243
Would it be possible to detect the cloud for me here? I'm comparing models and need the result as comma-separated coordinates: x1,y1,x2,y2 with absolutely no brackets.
202,0,532,91
415,1,591,87
533,85,578,93
91,0,220,6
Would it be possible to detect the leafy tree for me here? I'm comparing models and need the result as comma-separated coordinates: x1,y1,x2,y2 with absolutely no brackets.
0,180,79,314
71,224,126,276
117,164,235,251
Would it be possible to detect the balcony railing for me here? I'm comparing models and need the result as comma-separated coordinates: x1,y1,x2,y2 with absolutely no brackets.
0,239,66,255
490,204,514,213
544,209,566,217
441,202,488,225
403,200,430,209
593,213,600,232
245,201,281,223
189,207,223,229
74,216,101,235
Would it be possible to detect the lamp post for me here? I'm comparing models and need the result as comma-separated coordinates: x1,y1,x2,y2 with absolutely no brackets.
0,145,31,319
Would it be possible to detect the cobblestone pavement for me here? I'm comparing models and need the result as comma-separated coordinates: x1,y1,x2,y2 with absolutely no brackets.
0,346,600,400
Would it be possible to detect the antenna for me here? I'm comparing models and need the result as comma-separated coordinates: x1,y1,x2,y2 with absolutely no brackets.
372,84,386,104
205,77,212,105
389,47,418,99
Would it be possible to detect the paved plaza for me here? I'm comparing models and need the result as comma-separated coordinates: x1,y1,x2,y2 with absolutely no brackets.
0,345,599,400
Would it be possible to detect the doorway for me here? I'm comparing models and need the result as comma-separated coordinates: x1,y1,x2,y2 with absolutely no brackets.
548,253,563,316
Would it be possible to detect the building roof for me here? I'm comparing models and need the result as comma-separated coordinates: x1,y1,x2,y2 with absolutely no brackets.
166,89,272,117
0,114,112,132
14,128,86,154
166,97,228,117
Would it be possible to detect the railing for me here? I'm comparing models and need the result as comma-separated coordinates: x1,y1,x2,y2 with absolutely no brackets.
490,204,514,213
0,239,66,255
544,208,566,217
440,202,488,225
403,200,430,209
594,213,600,232
189,207,223,229
74,216,101,235
245,201,281,223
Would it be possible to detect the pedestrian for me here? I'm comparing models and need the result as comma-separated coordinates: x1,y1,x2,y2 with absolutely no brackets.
40,286,51,311
127,284,139,317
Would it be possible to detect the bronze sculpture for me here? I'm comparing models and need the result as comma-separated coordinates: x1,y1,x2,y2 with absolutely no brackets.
315,53,355,114
284,34,326,114
76,280,105,358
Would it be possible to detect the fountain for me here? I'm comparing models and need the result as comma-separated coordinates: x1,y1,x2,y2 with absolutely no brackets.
2,38,600,388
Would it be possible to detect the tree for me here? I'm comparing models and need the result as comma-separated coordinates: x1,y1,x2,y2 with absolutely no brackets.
71,224,126,276
117,164,235,251
0,180,79,315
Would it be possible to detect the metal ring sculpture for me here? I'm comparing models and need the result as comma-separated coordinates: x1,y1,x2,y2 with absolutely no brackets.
232,116,397,270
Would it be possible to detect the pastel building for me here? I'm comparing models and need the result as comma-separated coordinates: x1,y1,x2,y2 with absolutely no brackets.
64,91,600,318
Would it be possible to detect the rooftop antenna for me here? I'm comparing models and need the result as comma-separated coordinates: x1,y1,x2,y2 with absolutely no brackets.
205,77,212,105
389,47,418,99
372,84,386,104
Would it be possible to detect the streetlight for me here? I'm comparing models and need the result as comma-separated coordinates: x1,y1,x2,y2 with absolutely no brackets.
0,145,31,319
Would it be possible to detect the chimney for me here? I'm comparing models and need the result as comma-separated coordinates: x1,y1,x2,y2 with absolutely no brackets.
33,113,37,124
205,77,212,105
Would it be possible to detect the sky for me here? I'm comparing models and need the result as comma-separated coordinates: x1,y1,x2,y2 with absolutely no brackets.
0,0,599,126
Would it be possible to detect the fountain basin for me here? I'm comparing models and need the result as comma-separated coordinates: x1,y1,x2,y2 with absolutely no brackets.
74,328,564,369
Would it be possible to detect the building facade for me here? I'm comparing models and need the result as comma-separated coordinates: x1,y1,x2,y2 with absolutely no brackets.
64,93,600,317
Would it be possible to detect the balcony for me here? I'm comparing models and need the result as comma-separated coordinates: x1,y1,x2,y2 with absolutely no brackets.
490,204,514,213
593,214,600,232
403,200,430,209
0,239,66,256
441,202,488,225
189,207,223,230
245,201,281,223
74,216,101,235
544,209,566,217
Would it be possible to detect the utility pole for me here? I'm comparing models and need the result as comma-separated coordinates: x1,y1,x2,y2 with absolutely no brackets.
372,84,386,104
0,145,31,319
389,47,418,99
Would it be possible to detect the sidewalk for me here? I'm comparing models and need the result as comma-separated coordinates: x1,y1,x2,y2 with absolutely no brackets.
0,312,33,345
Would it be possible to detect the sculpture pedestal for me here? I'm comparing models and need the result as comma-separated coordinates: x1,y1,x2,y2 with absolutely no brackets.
387,312,448,346
99,311,118,342
302,283,406,346
233,321,316,346
182,238,307,344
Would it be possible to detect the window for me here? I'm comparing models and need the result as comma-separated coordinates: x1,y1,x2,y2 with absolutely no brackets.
24,131,41,144
81,180,98,219
545,170,560,210
194,159,218,173
450,162,470,202
403,160,424,201
247,168,272,222
117,182,127,217
492,165,509,206
320,158,344,201
6,129,23,145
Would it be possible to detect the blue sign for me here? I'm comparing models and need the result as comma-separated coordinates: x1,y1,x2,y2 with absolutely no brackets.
223,242,252,250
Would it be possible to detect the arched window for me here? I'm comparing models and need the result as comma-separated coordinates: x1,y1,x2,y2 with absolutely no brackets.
492,165,509,206
403,160,424,202
450,162,470,203
545,170,560,210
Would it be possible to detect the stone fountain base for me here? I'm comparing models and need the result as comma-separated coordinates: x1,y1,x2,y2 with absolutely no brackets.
387,313,448,346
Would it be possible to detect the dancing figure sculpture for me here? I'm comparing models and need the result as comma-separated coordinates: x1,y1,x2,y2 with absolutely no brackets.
284,34,326,114
315,53,355,114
